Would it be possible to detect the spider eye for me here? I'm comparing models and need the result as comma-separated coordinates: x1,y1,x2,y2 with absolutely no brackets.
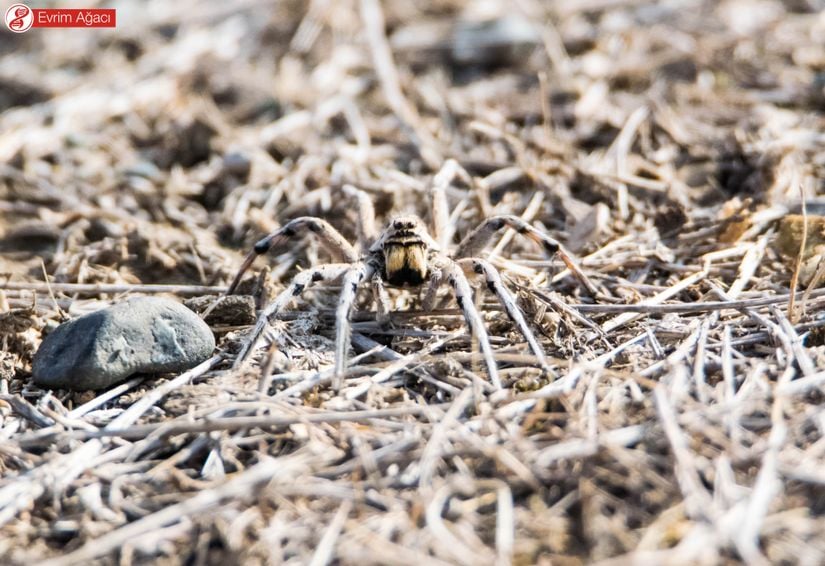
393,219,414,230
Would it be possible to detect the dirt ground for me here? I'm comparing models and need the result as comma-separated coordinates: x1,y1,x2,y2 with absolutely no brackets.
2,0,825,564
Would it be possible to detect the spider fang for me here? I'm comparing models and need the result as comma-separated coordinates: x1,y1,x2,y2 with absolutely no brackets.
384,243,427,286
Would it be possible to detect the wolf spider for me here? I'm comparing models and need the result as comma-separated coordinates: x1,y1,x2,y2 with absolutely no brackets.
227,163,595,390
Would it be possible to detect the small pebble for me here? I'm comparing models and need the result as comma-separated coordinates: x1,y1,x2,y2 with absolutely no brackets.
451,15,540,66
32,297,215,390
222,151,251,178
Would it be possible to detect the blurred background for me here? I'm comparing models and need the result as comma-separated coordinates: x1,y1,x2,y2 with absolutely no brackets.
2,0,825,563
1,0,823,288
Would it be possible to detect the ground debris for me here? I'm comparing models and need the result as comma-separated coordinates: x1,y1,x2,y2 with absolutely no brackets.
0,0,824,564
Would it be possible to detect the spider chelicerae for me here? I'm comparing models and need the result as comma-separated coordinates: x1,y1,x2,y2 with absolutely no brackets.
226,163,595,390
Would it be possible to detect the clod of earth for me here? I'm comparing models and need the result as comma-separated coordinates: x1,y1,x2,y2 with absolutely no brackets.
776,214,825,286
32,297,215,390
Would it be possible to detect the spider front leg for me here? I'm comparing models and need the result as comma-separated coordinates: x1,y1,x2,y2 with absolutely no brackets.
227,217,359,295
455,215,598,296
441,258,502,390
421,266,444,312
371,272,392,327
234,263,352,367
458,258,549,370
334,263,375,390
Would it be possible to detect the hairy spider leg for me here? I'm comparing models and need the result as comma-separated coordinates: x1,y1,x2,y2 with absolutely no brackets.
334,262,376,389
371,272,392,326
421,263,444,312
455,215,598,296
227,217,358,295
233,263,353,367
459,258,549,369
443,259,502,390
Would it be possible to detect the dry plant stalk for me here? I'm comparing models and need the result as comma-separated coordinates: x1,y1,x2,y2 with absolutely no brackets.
0,0,824,564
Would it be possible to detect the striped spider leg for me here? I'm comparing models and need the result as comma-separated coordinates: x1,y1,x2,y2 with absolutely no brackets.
456,215,599,296
438,255,503,389
233,262,353,367
456,257,548,371
226,217,359,296
225,194,391,389
227,217,371,388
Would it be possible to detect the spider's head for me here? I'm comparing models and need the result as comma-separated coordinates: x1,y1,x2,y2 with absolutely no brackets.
378,216,435,286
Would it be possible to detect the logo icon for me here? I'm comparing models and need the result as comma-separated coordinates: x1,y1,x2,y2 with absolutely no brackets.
5,3,33,33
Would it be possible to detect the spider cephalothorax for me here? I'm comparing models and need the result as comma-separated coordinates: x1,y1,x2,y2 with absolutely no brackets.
227,164,596,390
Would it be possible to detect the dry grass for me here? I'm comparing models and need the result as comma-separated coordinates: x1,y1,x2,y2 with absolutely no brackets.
2,0,825,564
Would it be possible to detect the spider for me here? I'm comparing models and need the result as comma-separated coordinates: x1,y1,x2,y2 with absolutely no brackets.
226,162,596,390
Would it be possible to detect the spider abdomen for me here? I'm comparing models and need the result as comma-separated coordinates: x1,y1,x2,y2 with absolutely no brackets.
384,242,427,286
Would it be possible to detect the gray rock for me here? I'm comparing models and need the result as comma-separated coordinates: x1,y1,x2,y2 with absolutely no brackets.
33,297,215,390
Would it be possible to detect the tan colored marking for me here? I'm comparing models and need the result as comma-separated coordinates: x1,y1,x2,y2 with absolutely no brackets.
385,244,427,282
